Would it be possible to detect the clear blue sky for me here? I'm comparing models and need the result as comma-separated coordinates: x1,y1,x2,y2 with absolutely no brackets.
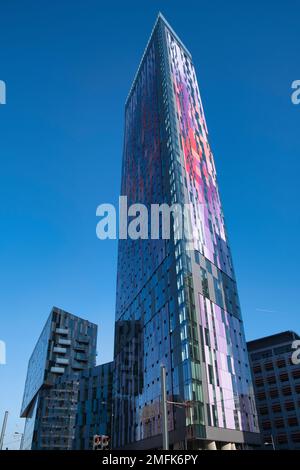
0,0,299,449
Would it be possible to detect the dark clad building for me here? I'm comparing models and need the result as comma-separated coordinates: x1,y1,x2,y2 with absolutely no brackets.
74,362,113,449
21,307,97,449
248,331,300,449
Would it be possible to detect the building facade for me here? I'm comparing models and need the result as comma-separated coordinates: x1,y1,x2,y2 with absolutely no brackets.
21,307,97,450
113,13,260,450
74,362,114,450
248,331,300,450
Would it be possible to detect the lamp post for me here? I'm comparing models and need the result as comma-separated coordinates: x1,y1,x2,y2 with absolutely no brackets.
160,365,196,451
264,434,275,450
161,365,169,450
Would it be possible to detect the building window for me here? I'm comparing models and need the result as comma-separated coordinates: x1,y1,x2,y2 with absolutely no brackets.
291,432,300,443
269,388,279,398
276,359,286,368
274,418,284,428
279,372,289,382
262,421,271,430
285,401,295,411
292,370,300,380
251,350,272,361
208,365,214,385
274,345,291,355
277,433,288,444
256,391,266,401
272,403,282,413
253,365,262,374
288,416,298,427
259,406,269,415
255,377,264,387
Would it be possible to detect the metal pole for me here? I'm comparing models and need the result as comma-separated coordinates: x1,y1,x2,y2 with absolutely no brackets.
0,411,8,450
271,434,275,451
161,365,169,450
189,404,193,435
110,400,114,450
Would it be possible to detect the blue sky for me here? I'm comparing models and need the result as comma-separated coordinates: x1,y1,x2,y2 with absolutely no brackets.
0,0,299,449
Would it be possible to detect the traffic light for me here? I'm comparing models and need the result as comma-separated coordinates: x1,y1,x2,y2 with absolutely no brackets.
93,434,110,450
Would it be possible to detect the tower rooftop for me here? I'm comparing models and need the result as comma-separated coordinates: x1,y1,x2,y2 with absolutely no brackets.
125,12,192,106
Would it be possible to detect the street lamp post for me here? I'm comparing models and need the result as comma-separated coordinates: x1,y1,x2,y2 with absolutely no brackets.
160,365,169,451
160,365,196,451
264,434,275,450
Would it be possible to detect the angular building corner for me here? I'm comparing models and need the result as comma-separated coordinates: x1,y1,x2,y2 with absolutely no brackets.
113,13,261,450
20,307,98,450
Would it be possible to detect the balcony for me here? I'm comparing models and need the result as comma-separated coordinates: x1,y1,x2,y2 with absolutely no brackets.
72,362,85,370
50,366,65,374
74,353,88,362
53,347,67,354
55,328,69,335
77,336,90,344
58,338,71,346
56,357,69,365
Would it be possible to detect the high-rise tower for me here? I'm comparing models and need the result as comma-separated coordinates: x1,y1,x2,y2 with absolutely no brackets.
113,13,260,450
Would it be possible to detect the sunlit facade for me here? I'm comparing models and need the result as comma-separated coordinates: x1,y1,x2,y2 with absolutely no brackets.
113,13,260,450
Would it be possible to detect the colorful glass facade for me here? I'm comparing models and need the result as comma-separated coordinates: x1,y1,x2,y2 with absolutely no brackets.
113,13,260,450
